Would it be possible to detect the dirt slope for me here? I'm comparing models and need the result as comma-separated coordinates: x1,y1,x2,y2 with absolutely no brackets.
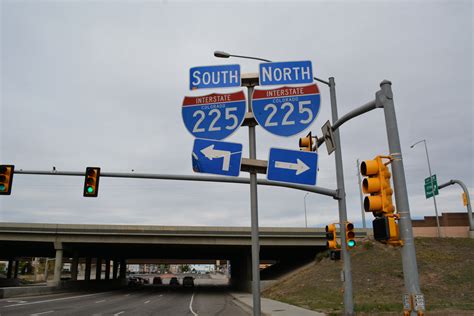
263,238,474,315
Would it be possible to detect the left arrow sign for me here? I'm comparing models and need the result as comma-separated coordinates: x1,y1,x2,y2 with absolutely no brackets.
192,139,243,177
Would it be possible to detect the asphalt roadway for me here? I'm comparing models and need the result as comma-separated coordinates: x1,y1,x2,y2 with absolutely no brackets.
0,286,248,316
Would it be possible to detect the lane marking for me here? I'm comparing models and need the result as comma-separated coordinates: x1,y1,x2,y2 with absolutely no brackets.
113,312,125,316
144,300,150,304
124,294,130,297
189,292,198,316
30,311,54,316
95,300,106,303
7,300,27,304
4,291,116,308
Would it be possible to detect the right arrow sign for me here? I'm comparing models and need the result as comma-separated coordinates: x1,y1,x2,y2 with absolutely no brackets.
267,148,318,186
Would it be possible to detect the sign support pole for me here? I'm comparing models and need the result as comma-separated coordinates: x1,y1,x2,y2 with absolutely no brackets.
379,80,424,315
329,77,354,315
244,81,262,316
423,141,442,237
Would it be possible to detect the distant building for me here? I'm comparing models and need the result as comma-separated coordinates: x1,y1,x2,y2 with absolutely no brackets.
412,212,471,237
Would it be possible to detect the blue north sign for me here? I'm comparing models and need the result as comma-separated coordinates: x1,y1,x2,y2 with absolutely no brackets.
259,61,313,86
189,64,241,90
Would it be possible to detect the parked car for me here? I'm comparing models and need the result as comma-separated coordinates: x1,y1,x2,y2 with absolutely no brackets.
153,276,162,285
169,277,179,286
127,277,142,287
182,276,194,287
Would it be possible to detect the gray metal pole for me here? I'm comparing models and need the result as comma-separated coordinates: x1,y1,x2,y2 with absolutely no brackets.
329,77,354,315
412,139,442,237
13,170,338,198
356,159,367,229
247,85,261,316
423,140,442,237
439,179,474,231
304,193,309,228
379,80,424,314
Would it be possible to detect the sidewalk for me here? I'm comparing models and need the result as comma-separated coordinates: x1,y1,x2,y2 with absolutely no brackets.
230,292,326,316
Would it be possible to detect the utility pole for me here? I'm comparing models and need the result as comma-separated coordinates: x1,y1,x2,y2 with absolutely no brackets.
329,77,354,315
379,80,424,315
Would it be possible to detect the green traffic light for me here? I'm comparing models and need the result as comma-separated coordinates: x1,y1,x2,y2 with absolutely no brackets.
347,240,356,248
0,184,5,191
87,186,94,193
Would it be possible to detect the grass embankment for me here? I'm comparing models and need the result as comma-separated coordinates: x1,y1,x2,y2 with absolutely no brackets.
263,238,474,315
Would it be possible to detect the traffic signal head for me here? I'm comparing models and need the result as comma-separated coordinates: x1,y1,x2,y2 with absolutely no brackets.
299,131,314,152
83,167,100,197
373,215,402,246
325,223,338,249
345,222,356,249
0,165,14,195
361,156,394,215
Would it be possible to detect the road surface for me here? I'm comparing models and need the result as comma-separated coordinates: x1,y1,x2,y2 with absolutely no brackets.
0,286,248,316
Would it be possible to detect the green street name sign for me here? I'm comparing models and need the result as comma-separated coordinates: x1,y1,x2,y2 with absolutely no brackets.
424,174,439,199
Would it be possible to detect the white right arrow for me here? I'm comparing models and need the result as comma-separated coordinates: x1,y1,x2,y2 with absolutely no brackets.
275,159,310,175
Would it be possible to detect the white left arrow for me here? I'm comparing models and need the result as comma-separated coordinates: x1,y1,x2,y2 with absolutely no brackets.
200,145,232,171
275,159,310,175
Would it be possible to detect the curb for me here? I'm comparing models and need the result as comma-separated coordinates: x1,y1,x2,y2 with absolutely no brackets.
229,293,271,316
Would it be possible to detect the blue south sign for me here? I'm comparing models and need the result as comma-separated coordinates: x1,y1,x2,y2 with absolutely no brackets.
182,91,246,140
251,84,321,137
190,64,241,90
259,61,313,86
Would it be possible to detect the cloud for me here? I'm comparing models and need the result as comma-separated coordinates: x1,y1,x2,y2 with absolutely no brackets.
1,0,472,228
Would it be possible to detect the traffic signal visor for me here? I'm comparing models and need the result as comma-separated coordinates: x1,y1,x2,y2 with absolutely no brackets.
299,131,313,152
0,165,14,195
83,167,100,197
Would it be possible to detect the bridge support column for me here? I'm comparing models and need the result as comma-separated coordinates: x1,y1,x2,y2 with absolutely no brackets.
7,259,13,279
230,252,252,292
52,242,63,286
112,259,119,279
119,259,126,279
85,257,91,281
71,253,79,281
95,257,102,280
104,258,110,280
13,260,19,278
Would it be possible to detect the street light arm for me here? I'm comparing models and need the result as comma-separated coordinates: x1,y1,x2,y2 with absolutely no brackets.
410,139,425,148
213,50,329,85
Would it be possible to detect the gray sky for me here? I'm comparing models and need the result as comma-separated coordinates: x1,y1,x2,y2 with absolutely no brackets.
1,0,472,228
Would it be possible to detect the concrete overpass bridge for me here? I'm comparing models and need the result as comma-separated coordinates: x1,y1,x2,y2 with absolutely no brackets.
0,223,367,291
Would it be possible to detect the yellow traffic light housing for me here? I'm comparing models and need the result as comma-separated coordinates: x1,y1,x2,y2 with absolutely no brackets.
373,214,403,246
361,156,394,216
83,167,100,197
346,222,356,249
325,223,338,250
0,165,14,195
299,131,315,152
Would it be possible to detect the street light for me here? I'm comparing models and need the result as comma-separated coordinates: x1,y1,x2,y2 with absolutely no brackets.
411,139,441,237
304,192,309,228
214,50,354,315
